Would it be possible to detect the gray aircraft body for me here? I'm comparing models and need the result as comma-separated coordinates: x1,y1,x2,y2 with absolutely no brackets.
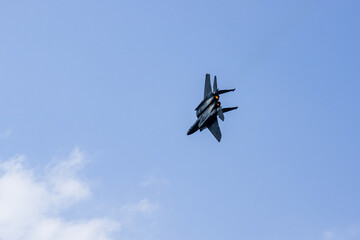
187,74,238,142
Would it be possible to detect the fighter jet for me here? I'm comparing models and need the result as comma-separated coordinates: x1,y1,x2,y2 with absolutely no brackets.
187,74,238,142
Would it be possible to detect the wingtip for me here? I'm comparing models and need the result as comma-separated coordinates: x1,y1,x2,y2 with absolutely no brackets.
217,134,222,142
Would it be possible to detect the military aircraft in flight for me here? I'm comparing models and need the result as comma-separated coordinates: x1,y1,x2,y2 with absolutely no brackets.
187,74,238,142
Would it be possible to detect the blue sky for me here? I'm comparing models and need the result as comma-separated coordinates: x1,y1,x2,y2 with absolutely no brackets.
0,1,360,240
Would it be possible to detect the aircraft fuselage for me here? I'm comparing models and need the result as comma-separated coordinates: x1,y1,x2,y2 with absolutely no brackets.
187,101,220,135
195,94,219,117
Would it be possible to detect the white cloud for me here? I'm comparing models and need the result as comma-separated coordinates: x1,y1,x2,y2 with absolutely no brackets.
46,148,90,209
0,129,12,139
0,148,120,240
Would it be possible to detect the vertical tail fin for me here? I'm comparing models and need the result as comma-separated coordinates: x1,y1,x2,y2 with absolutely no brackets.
213,75,218,92
204,74,212,98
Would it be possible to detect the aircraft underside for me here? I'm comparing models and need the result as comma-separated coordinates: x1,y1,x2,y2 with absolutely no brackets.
187,74,237,142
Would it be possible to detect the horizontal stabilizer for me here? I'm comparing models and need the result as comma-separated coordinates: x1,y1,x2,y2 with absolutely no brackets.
223,107,238,113
218,89,235,95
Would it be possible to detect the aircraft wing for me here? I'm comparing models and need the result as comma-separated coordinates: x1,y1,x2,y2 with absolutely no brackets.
204,74,212,99
207,118,222,142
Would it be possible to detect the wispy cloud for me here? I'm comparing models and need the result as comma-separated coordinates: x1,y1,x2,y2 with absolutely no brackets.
322,225,360,240
121,199,158,215
140,176,169,187
0,129,12,139
322,231,335,240
119,198,159,235
0,148,120,240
